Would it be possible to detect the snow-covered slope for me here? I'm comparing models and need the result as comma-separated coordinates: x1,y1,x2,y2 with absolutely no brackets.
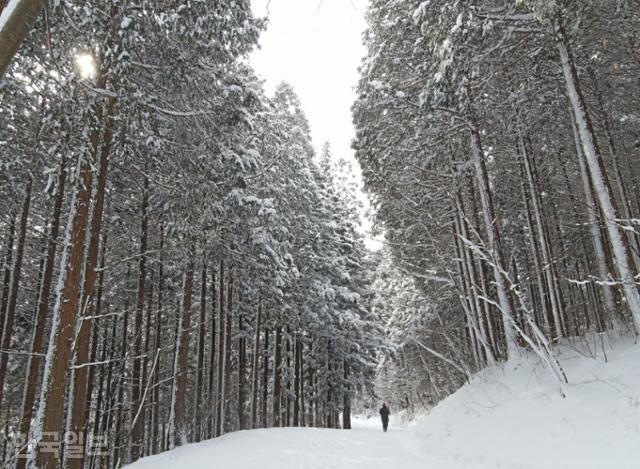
415,337,640,469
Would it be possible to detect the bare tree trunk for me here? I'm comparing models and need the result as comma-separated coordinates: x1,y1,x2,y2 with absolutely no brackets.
572,119,616,329
238,306,246,430
151,227,164,455
68,95,116,469
251,304,262,428
285,326,291,426
0,215,16,344
206,267,216,438
261,328,269,428
194,258,207,442
342,359,351,430
129,175,149,461
556,21,640,333
223,269,234,432
0,0,48,78
215,260,225,437
293,333,301,427
83,231,107,456
0,178,31,409
113,266,131,467
171,261,194,446
16,162,65,468
469,127,518,355
518,132,564,339
272,325,282,427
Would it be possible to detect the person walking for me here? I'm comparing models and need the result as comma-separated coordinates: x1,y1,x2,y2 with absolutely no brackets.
379,401,390,432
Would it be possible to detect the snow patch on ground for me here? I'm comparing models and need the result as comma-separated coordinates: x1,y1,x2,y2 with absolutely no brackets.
414,336,640,469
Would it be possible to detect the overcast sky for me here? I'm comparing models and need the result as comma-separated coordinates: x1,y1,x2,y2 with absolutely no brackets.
250,0,369,160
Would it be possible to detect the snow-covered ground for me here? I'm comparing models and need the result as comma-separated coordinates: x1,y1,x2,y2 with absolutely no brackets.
416,336,640,469
125,418,434,469
125,337,640,469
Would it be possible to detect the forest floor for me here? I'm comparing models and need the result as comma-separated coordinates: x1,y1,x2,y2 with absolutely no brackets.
125,335,640,469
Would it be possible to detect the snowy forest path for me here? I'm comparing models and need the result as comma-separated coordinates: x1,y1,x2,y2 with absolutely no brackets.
125,418,442,469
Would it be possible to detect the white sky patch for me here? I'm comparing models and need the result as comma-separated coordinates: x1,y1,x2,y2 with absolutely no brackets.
250,0,383,250
74,52,97,80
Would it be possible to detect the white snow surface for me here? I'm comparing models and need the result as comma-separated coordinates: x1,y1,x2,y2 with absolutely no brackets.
125,338,640,469
124,418,432,469
416,337,640,469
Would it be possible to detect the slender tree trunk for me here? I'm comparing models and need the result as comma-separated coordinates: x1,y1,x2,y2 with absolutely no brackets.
572,119,616,329
206,268,216,438
556,21,640,333
68,95,116,469
17,162,65,468
0,178,31,409
83,231,107,456
238,307,246,430
194,258,207,442
518,132,564,339
0,214,16,344
171,261,194,447
141,268,154,457
151,228,164,455
261,328,270,428
251,304,262,428
129,175,149,461
113,266,131,467
342,359,351,430
293,333,301,427
285,326,292,426
223,269,234,432
469,127,518,354
36,74,116,466
272,325,282,427
215,260,225,437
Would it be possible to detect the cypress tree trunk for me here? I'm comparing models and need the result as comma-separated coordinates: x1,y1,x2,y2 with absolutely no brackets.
215,260,225,437
556,19,640,333
518,132,564,340
0,178,31,409
151,228,164,455
130,175,149,460
0,214,16,344
250,304,262,428
194,258,207,442
293,333,301,427
0,0,48,78
223,269,234,432
17,162,65,468
285,326,291,426
272,325,283,427
114,266,132,467
342,360,351,430
68,95,116,469
206,268,216,438
172,261,194,446
238,307,246,430
469,126,518,356
261,328,270,428
83,232,107,456
36,75,114,466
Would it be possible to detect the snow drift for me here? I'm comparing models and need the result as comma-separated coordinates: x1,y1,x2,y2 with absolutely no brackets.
414,336,640,469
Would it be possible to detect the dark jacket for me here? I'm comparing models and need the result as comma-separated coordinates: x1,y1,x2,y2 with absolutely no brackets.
379,405,390,422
